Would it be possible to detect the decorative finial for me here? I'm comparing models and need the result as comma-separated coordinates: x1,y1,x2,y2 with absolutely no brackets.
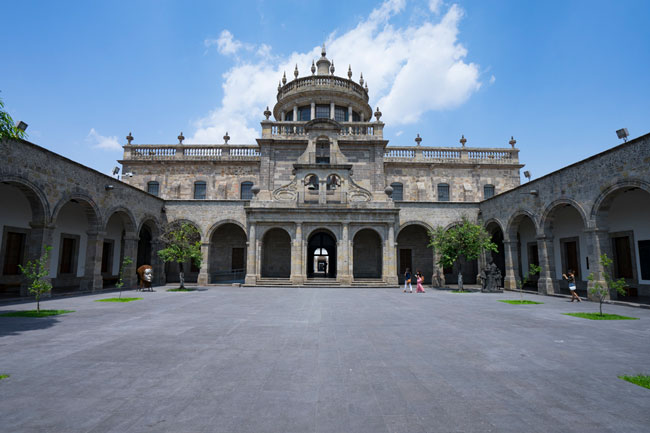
348,65,352,79
359,73,364,86
365,81,368,92
311,60,316,75
282,71,287,85
223,132,230,144
460,134,467,147
330,60,335,75
278,80,282,91
263,106,271,120
509,136,517,148
177,132,185,144
126,132,133,145
294,64,299,79
321,43,326,57
415,134,422,146
374,107,382,121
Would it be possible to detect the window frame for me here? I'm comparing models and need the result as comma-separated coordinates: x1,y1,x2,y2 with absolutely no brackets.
390,182,404,201
193,181,207,200
240,181,254,200
483,184,495,199
437,183,450,202
147,181,160,197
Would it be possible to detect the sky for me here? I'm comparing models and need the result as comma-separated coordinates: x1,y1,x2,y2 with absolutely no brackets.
2,0,649,182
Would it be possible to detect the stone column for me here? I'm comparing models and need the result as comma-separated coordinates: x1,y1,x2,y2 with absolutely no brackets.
383,224,398,286
338,223,352,285
536,235,557,295
318,179,327,204
256,239,263,278
348,228,355,282
290,223,305,285
151,240,165,286
23,223,55,297
197,242,210,285
502,239,519,290
245,223,257,285
432,250,445,288
310,102,315,120
348,106,353,120
330,102,335,120
293,106,298,121
280,111,285,121
122,232,139,289
585,228,613,300
84,231,104,292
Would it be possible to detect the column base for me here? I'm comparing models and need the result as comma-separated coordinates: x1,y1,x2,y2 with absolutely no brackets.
339,275,352,285
504,276,518,290
537,277,556,295
290,275,305,285
385,275,399,286
244,274,257,285
197,272,209,285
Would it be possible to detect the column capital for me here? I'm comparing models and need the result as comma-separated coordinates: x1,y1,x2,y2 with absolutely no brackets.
535,234,553,241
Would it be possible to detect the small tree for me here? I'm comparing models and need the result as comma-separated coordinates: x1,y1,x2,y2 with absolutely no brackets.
516,263,541,301
587,253,627,316
115,256,133,298
18,245,52,313
157,222,201,289
0,96,27,140
428,217,497,292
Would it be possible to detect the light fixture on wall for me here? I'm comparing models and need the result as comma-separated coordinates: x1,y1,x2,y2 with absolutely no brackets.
15,121,28,131
104,185,114,191
112,166,120,178
616,128,629,142
523,171,531,182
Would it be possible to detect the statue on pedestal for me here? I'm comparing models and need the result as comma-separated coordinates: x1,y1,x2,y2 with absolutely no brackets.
480,258,503,293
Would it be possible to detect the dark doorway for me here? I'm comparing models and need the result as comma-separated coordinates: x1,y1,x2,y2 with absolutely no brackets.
137,225,152,269
307,231,337,278
261,228,291,278
561,238,580,279
399,249,412,277
209,223,247,283
396,225,432,284
353,229,382,278
612,236,634,279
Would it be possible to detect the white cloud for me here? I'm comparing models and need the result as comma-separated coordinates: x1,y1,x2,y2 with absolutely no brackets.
428,0,443,14
87,128,121,151
489,74,496,84
204,30,252,56
190,0,481,143
395,130,404,136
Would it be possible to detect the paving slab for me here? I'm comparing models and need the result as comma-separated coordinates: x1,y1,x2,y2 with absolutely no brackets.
1,287,649,433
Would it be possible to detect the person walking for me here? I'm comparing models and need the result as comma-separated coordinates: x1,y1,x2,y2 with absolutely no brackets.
562,269,581,302
416,270,425,293
403,268,413,293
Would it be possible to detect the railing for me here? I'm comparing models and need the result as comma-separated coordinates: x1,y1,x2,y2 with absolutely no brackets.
278,75,368,101
265,121,379,138
124,145,260,161
385,147,518,164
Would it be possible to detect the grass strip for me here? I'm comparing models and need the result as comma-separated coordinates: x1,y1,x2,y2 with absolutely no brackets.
1,310,74,318
166,288,196,292
619,375,650,389
0,374,9,380
499,300,543,305
451,290,472,293
563,312,639,320
95,297,142,303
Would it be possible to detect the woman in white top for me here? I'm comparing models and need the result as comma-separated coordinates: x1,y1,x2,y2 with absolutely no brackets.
562,269,582,302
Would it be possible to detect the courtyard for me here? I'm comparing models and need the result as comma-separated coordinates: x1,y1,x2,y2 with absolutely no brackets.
1,287,649,433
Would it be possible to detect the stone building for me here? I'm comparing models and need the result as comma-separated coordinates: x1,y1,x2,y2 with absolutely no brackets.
1,46,648,301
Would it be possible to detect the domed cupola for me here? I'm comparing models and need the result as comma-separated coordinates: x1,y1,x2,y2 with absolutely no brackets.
316,44,331,75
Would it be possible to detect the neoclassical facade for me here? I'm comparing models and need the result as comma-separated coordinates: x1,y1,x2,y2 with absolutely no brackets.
1,46,648,300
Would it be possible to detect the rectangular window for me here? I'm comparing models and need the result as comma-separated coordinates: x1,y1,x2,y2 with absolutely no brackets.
637,240,650,280
612,236,634,279
438,184,450,202
147,182,159,196
2,231,26,275
315,105,330,119
284,111,293,121
194,182,206,199
59,237,77,275
240,182,253,200
334,106,348,122
298,106,311,121
484,185,495,199
391,183,403,201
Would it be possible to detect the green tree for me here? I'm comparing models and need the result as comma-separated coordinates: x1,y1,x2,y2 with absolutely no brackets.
587,253,627,316
157,222,201,289
428,217,497,291
0,96,27,140
115,256,133,298
19,245,52,313
516,263,542,301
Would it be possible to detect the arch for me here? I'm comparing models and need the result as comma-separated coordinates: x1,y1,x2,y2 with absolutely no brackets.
305,174,319,190
162,219,202,284
505,210,538,241
350,226,384,243
103,206,137,233
137,214,162,238
0,175,50,225
485,220,506,281
397,221,433,239
261,227,291,278
590,179,650,228
51,192,102,232
396,223,433,284
353,228,382,279
540,199,589,236
209,222,248,283
482,218,505,235
206,219,247,242
165,218,203,238
307,229,337,278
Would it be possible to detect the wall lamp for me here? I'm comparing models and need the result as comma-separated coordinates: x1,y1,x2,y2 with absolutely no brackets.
105,185,114,191
16,121,28,131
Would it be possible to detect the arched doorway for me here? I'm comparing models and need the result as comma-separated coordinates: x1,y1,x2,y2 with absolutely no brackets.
396,224,432,284
485,222,506,281
209,223,247,283
353,229,382,279
137,224,153,270
307,231,337,278
164,221,201,284
506,214,539,290
261,228,291,278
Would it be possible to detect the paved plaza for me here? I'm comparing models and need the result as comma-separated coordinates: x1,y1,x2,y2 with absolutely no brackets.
1,287,649,433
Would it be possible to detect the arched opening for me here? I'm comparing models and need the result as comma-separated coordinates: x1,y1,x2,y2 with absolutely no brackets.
353,229,382,279
507,215,539,289
307,231,337,278
209,223,247,283
164,221,201,284
595,186,650,301
543,203,587,296
396,224,432,284
103,210,136,288
137,224,153,270
441,223,478,285
261,228,291,278
0,181,47,298
485,222,506,282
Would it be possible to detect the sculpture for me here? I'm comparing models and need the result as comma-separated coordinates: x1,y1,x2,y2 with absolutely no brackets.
137,265,154,291
480,258,503,292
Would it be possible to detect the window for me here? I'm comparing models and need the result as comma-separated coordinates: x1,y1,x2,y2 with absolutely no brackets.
240,182,253,200
59,236,77,274
315,105,330,119
484,184,495,199
2,231,26,275
298,106,311,121
194,181,206,199
334,106,348,122
316,142,330,164
352,111,361,122
438,183,450,202
391,183,403,201
147,181,159,196
638,240,650,280
284,111,293,121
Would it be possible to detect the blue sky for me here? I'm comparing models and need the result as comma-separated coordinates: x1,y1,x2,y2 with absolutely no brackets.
2,0,649,182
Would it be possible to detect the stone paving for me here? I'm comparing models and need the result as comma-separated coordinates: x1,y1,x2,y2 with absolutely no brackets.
1,287,649,433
